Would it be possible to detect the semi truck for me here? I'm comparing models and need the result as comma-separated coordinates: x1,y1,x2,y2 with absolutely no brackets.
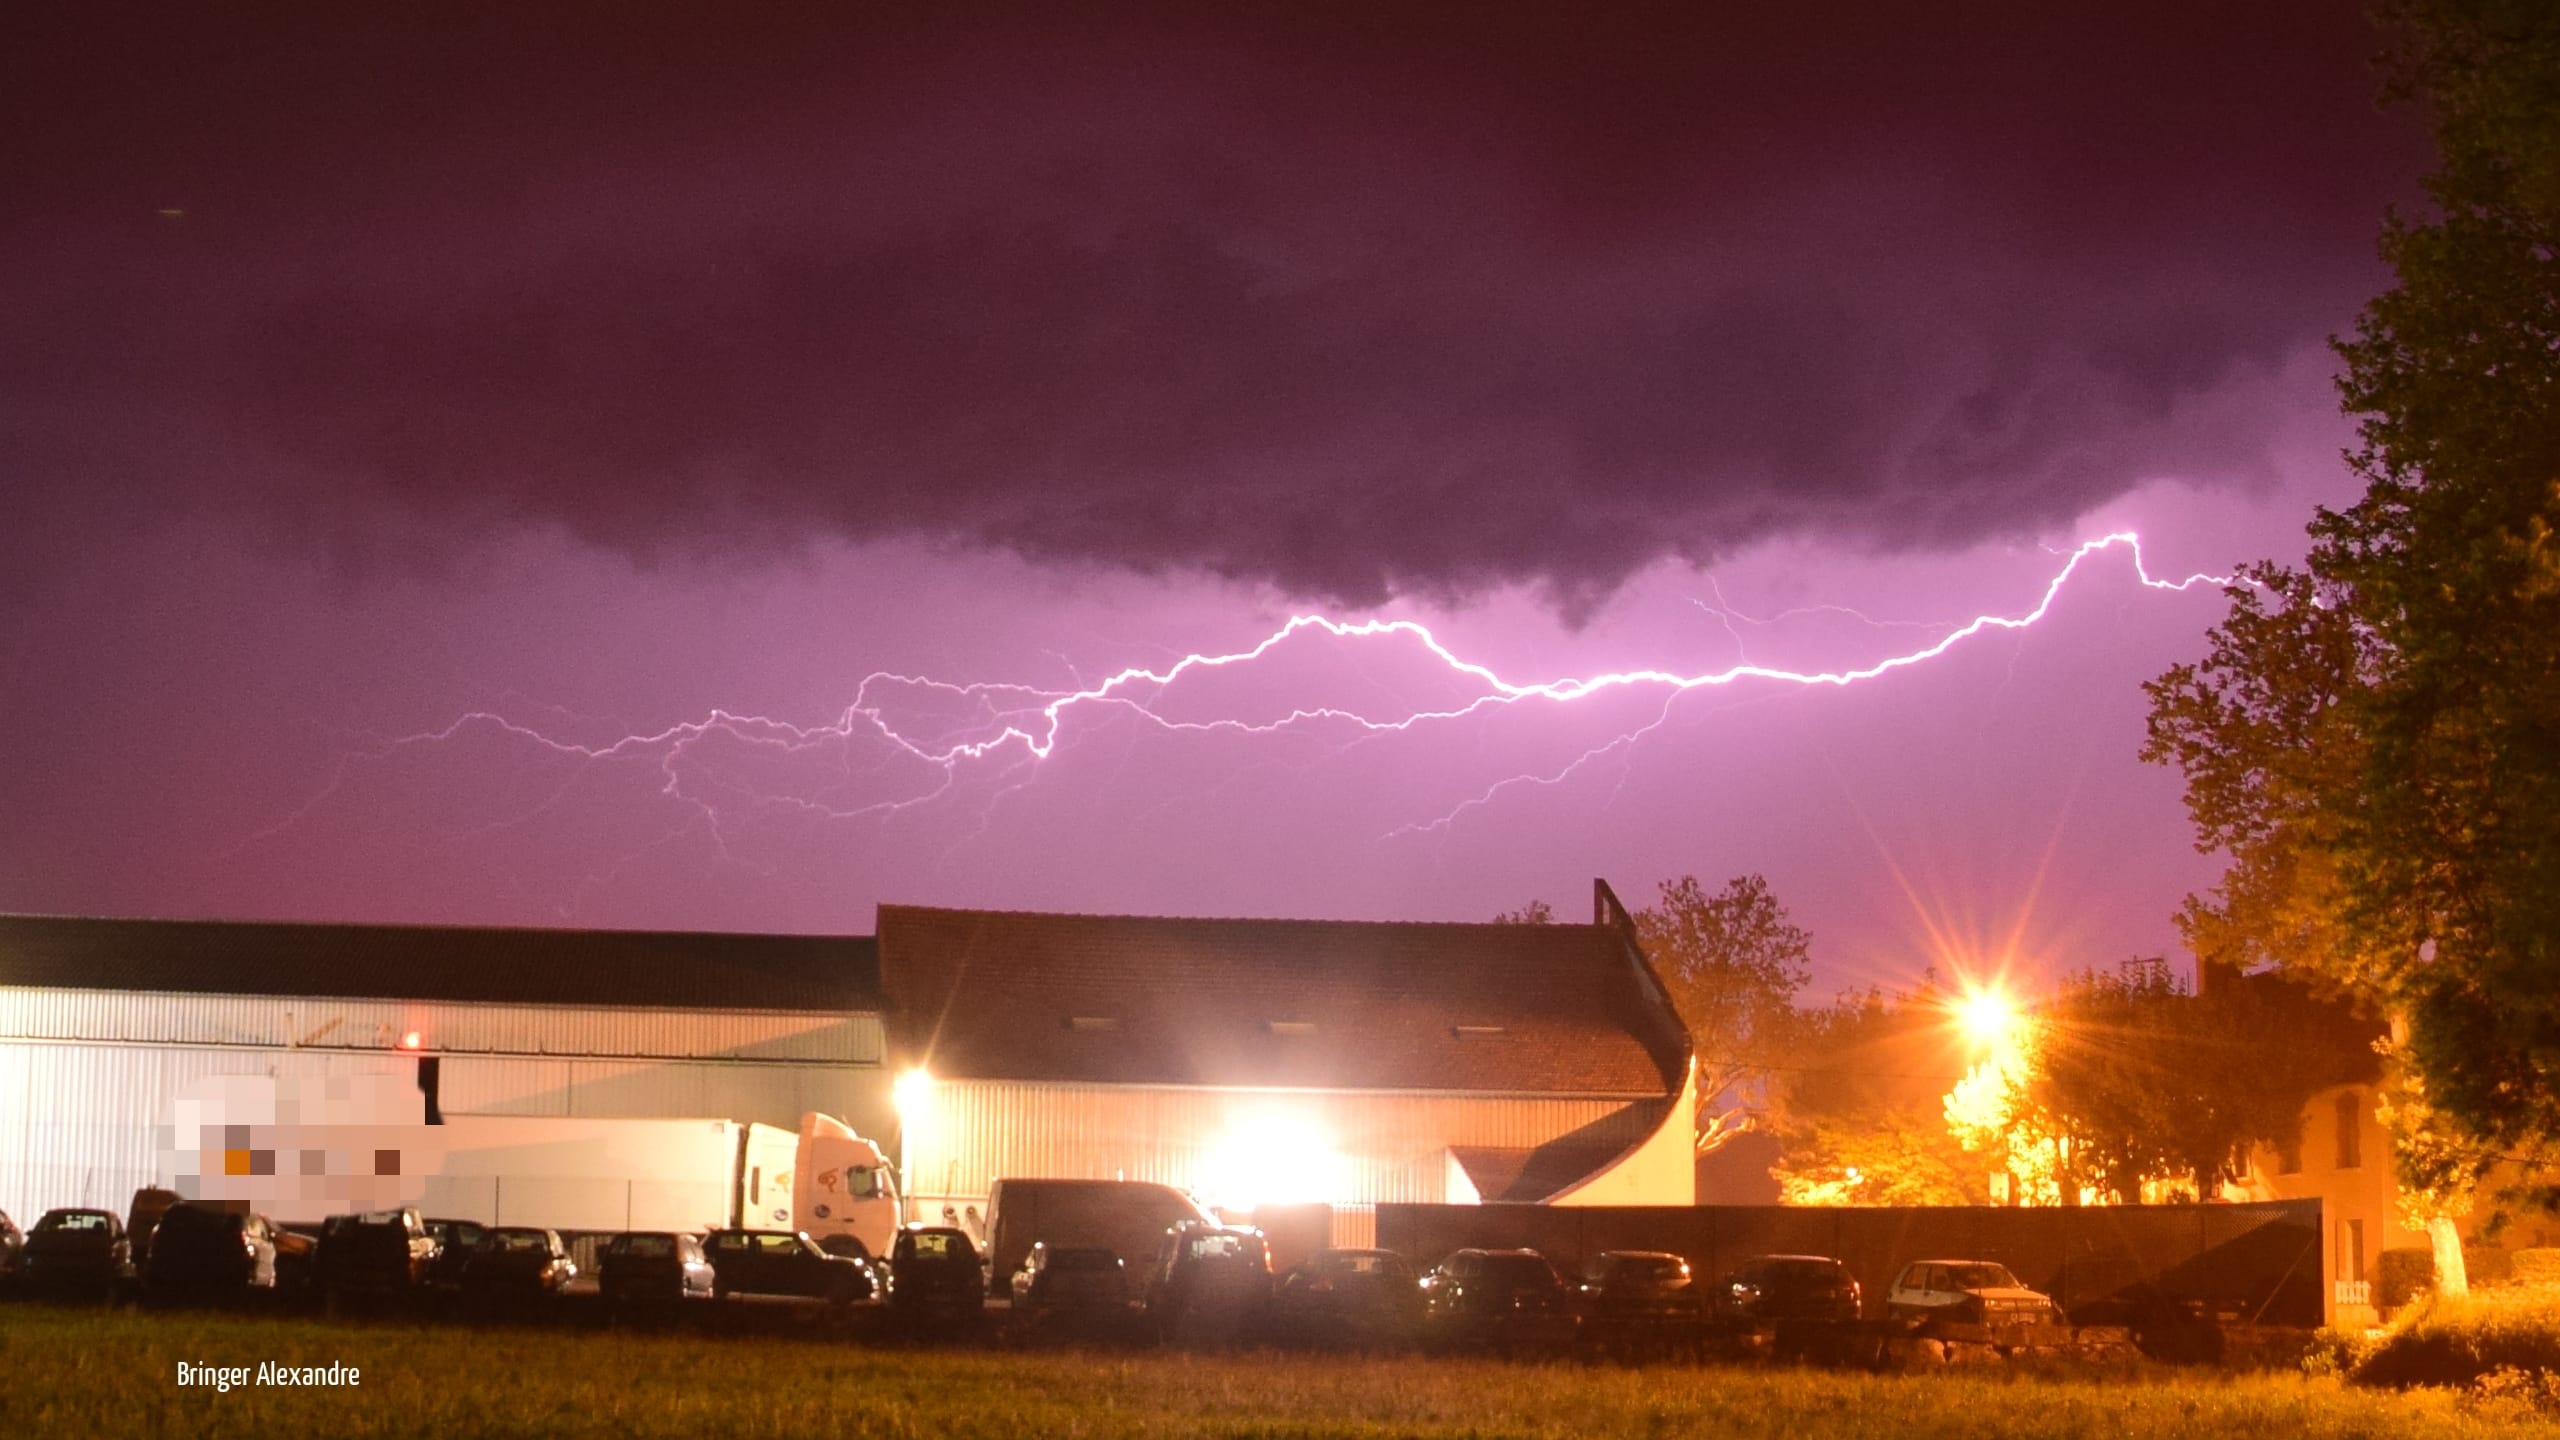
159,1075,900,1258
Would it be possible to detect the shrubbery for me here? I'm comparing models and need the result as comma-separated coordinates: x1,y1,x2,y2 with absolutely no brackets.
2350,1288,2560,1390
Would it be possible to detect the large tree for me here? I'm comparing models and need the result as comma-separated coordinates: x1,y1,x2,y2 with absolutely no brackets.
2144,0,2560,1270
1768,984,1983,1205
1499,874,1812,1154
2022,961,2340,1203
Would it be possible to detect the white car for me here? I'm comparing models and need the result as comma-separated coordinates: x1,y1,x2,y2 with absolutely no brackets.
1885,1259,2057,1327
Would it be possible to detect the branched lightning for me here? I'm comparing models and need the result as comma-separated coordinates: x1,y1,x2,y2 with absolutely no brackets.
250,532,2245,869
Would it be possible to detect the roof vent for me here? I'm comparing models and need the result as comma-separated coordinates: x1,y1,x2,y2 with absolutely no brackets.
1066,1015,1120,1032
1450,1024,1507,1039
1265,1020,1316,1036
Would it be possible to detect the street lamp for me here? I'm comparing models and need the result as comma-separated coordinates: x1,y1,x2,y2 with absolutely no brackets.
1954,985,2018,1050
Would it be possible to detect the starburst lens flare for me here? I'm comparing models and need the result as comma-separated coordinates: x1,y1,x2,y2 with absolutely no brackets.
1955,987,2018,1049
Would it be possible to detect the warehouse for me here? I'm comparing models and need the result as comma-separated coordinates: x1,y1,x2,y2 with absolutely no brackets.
0,915,887,1227
0,882,1695,1235
879,881,1697,1238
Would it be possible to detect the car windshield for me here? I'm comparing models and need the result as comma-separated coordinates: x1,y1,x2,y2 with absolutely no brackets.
1946,1263,2022,1290
1320,1252,1403,1278
908,1231,965,1260
1184,1232,1260,1263
615,1234,676,1258
491,1231,550,1252
1765,1259,1843,1283
39,1212,110,1233
1608,1257,1686,1283
1480,1254,1557,1286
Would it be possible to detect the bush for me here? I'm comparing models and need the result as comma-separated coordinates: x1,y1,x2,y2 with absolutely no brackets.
2467,1245,2517,1287
2351,1288,2560,1389
2514,1249,2560,1285
2380,1248,2435,1309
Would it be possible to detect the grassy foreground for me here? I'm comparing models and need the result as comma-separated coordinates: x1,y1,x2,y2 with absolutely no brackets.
0,1304,2542,1440
2349,1285,2560,1390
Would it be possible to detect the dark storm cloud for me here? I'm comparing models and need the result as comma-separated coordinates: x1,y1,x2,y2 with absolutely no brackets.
3,2,2419,608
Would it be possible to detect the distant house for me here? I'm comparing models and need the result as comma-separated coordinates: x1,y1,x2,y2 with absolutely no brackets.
2215,966,2559,1327
876,881,1696,1241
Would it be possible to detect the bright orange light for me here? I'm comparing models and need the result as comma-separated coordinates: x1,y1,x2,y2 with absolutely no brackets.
1954,988,2016,1048
399,1031,423,1050
893,1068,933,1122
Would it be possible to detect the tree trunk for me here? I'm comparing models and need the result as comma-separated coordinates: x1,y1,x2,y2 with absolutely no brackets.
2429,1215,2469,1300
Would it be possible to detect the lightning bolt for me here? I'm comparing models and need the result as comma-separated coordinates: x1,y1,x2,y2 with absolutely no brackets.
246,532,2245,877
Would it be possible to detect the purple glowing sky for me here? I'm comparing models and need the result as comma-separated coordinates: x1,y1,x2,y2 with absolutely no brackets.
2,3,2423,993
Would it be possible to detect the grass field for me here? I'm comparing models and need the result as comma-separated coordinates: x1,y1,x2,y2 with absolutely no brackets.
0,1303,2548,1439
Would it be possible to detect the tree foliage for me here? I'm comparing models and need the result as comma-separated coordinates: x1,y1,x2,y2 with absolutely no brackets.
1634,874,1815,1154
1500,874,1812,1155
2021,961,2336,1203
1767,984,1983,1205
2144,0,2560,1212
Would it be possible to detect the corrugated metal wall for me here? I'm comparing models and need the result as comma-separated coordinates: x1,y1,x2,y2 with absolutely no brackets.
0,987,894,1228
900,1079,1658,1215
0,987,879,1062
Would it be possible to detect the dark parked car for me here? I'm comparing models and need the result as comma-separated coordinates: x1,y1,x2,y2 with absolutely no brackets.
1576,1250,1705,1347
1272,1247,1425,1348
599,1231,716,1305
314,1209,438,1296
25,1208,128,1299
1720,1254,1863,1325
702,1228,873,1306
460,1227,577,1298
0,1209,24,1288
885,1225,986,1327
1009,1243,1138,1335
123,1187,181,1289
1418,1248,1578,1353
146,1202,280,1298
422,1218,491,1289
1143,1224,1273,1342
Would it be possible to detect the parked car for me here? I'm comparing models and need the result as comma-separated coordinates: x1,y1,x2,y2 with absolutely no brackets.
1143,1223,1273,1342
1418,1248,1578,1353
0,1209,25,1289
982,1178,1218,1299
1575,1250,1705,1346
885,1225,986,1327
24,1208,129,1300
123,1187,182,1282
422,1218,491,1289
314,1209,439,1296
145,1202,280,1298
599,1231,716,1305
1718,1253,1863,1325
1885,1259,2058,1328
1272,1247,1424,1348
1009,1243,1138,1336
459,1227,577,1298
701,1228,873,1306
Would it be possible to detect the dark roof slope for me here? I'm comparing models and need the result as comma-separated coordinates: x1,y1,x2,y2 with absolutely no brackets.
878,905,1688,1095
0,914,879,1013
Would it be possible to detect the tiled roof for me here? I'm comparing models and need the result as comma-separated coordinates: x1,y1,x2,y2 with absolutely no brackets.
0,913,879,1013
877,904,1688,1095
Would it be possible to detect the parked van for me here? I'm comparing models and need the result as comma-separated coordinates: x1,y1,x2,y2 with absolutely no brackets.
983,1179,1215,1298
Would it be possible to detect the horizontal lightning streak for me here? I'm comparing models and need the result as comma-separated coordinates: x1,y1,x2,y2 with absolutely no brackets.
247,532,2243,859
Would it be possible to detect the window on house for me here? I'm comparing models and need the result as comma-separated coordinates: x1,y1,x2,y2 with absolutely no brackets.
2276,1117,2303,1175
2336,1218,2367,1284
2335,1091,2363,1170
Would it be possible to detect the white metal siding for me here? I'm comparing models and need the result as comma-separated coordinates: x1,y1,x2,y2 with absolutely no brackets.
899,1079,1659,1212
0,1042,412,1223
0,986,879,1063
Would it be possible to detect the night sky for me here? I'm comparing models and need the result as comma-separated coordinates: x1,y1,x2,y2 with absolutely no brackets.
3,2,2425,994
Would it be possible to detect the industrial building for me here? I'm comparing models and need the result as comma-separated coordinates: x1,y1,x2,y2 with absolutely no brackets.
0,883,1695,1234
